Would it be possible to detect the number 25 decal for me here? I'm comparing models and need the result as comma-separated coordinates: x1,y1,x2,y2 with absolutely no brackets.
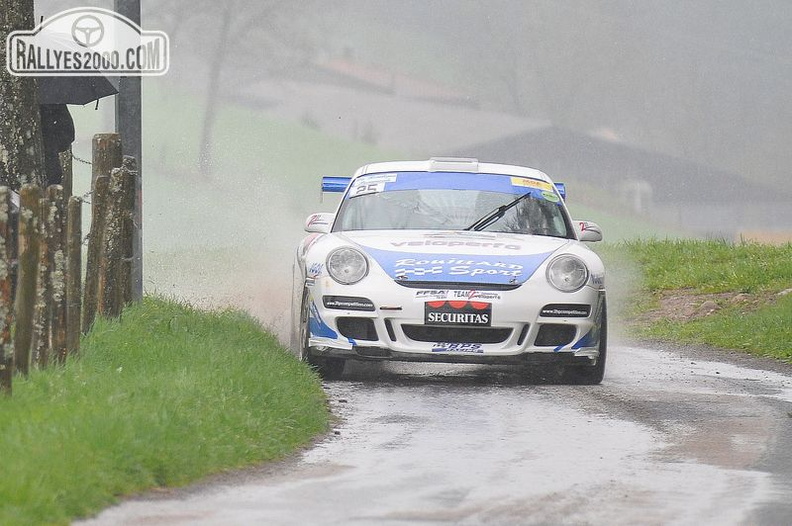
352,182,385,196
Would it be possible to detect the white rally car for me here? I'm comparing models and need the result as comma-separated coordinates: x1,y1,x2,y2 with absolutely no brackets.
290,158,607,383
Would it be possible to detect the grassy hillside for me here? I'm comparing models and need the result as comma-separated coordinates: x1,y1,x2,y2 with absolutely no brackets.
598,239,792,360
0,298,328,526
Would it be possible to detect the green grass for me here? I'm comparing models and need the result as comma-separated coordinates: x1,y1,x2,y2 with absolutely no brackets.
598,239,792,360
619,239,792,294
0,297,329,526
639,295,792,358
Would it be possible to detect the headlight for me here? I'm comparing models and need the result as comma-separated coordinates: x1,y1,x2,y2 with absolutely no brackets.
327,247,369,285
546,255,589,292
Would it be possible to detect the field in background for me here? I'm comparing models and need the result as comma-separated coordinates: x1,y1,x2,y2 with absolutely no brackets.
66,81,682,341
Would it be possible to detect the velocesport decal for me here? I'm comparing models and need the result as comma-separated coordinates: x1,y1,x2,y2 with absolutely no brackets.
390,239,521,250
361,247,554,285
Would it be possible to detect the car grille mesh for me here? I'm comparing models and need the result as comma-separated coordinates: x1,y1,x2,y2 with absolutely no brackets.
394,280,521,291
402,325,512,344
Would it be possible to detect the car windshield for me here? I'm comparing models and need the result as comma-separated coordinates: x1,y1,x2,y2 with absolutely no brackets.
333,171,573,238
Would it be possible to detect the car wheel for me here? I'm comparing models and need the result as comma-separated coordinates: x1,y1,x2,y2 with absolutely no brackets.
562,302,607,385
312,357,345,380
299,289,346,380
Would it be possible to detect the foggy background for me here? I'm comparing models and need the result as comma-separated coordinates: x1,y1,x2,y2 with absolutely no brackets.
34,0,792,338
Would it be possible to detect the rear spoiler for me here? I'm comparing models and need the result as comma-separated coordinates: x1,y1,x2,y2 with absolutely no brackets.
321,176,567,200
554,183,566,200
321,176,352,193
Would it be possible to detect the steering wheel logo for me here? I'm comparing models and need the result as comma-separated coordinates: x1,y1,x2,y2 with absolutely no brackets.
71,15,104,47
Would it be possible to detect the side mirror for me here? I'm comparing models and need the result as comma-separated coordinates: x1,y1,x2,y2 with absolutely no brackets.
305,213,334,233
575,220,603,242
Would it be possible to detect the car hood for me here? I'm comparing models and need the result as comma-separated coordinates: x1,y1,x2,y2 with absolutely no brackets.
338,230,570,286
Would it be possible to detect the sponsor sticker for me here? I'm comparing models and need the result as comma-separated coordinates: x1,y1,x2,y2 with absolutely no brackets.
323,296,375,311
431,342,484,353
350,173,398,197
414,289,503,302
396,257,522,279
415,289,450,301
590,274,605,286
540,304,591,317
425,301,491,326
541,190,561,203
510,177,553,191
363,246,554,286
307,263,324,278
391,239,521,250
306,214,331,229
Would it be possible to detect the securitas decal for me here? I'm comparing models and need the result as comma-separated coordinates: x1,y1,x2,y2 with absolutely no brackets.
362,247,553,285
425,301,491,326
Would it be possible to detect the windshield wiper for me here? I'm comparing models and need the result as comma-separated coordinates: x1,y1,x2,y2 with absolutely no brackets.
464,192,532,231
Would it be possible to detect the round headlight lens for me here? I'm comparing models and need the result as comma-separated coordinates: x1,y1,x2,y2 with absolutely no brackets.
327,247,369,285
546,255,589,292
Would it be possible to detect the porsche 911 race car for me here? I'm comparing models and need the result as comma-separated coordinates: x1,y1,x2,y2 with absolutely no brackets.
290,158,607,383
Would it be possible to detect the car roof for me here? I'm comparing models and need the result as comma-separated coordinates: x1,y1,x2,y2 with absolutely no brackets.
354,157,554,183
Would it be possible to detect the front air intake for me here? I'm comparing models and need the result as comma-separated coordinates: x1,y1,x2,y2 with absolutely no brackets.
337,317,378,341
534,324,576,347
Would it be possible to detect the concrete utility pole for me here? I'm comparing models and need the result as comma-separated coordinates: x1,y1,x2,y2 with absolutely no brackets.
114,0,143,302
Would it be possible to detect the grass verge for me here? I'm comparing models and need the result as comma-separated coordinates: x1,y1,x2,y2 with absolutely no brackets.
0,297,329,526
597,239,792,360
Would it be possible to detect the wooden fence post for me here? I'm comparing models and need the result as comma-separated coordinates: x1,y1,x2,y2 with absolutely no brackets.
31,196,51,368
100,167,124,318
92,134,122,184
60,149,73,198
83,175,109,333
14,185,41,376
0,188,14,395
47,186,67,363
83,134,122,333
66,196,82,356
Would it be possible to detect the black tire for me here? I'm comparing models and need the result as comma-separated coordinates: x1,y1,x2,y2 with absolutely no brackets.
299,289,345,380
312,357,346,380
562,302,607,385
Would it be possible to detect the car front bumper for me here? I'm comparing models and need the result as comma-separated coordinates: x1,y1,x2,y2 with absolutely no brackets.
305,277,606,366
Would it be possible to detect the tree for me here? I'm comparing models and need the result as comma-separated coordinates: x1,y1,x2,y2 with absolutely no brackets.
150,0,317,179
0,0,47,189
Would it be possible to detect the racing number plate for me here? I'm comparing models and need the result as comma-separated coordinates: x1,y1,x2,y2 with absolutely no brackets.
424,301,492,326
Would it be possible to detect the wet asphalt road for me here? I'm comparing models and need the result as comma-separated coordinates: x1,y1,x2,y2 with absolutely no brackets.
78,344,792,526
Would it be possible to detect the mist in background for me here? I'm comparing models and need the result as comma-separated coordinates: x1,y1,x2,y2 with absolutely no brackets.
34,0,792,338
